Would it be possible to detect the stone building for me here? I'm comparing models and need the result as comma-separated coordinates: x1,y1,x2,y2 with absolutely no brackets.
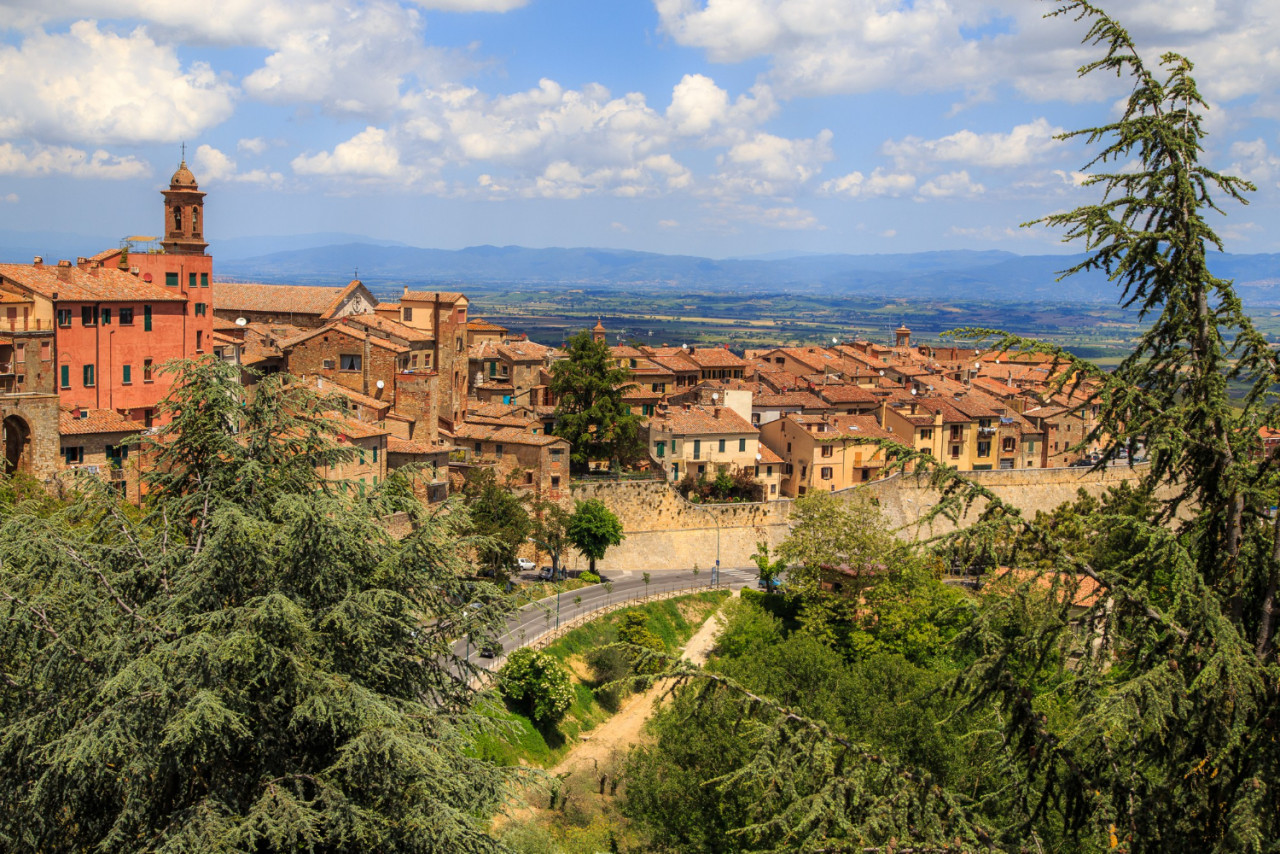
451,421,569,498
396,290,469,428
57,407,141,502
648,402,762,485
758,413,895,497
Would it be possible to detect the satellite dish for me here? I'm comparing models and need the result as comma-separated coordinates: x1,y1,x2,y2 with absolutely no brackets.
376,380,385,390
832,337,838,344
711,393,719,402
911,388,917,395
756,453,762,461
235,317,247,327
878,370,884,376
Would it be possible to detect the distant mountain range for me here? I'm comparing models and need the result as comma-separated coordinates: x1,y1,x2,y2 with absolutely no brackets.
3,229,1279,305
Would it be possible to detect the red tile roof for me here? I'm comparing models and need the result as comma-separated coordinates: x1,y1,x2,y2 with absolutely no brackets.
214,280,369,319
652,404,756,436
59,408,141,436
0,263,186,303
402,290,466,304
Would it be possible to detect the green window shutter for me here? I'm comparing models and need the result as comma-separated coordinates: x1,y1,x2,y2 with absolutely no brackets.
122,364,131,384
693,439,701,459
144,305,152,331
739,438,746,452
200,273,209,288
165,273,178,287
373,446,379,463
188,273,196,289
60,365,69,388
83,364,94,386
718,439,725,453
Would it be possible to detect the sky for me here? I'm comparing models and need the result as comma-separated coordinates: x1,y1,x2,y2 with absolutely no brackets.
1,0,1279,259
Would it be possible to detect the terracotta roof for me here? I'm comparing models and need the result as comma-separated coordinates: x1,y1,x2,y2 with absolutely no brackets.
790,414,895,442
467,317,507,331
59,408,141,436
470,339,553,363
402,290,465,304
815,385,879,405
0,291,31,304
376,302,401,311
454,422,567,447
333,415,389,440
0,263,187,303
754,391,827,409
310,378,390,412
648,353,699,373
341,313,433,343
211,331,240,346
387,436,441,455
278,323,408,354
687,346,747,369
214,280,369,318
757,444,784,464
652,404,757,436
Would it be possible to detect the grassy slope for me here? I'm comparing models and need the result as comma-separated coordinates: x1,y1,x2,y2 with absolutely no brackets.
471,590,729,769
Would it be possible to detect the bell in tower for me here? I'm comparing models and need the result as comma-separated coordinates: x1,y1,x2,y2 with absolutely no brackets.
161,157,208,256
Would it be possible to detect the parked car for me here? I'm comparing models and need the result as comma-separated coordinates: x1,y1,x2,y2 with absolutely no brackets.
479,640,503,658
538,566,555,580
515,557,536,572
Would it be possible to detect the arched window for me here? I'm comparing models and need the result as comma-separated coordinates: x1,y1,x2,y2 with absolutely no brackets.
191,207,200,234
173,206,183,231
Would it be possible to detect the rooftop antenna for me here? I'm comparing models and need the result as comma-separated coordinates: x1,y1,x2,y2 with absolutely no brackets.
181,141,186,161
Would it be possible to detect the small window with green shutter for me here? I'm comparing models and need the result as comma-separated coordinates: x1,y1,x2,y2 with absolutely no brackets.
59,364,69,388
143,305,152,331
718,438,725,453
83,364,95,387
739,438,746,452
100,308,111,325
373,445,379,463
200,273,209,288
656,441,665,458
122,364,131,385
189,273,197,289
693,439,701,459
165,273,178,287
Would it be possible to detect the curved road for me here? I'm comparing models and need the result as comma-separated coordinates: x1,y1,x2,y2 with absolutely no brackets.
454,566,758,670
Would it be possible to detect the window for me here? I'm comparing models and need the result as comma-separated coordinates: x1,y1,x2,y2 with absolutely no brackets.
671,463,679,479
143,359,153,382
551,475,561,488
630,358,637,368
373,445,379,463
770,483,777,494
550,447,563,457
323,359,335,370
488,361,497,377
950,444,961,459
196,330,203,352
655,441,665,458
821,445,833,458
1002,437,1016,452
59,364,69,388
122,364,131,385
200,273,209,288
861,469,871,481
739,438,746,452
192,208,200,234
642,404,653,416
63,446,83,465
40,340,49,357
402,307,413,322
173,207,182,231
120,307,133,325
474,442,482,453
57,309,71,327
83,364,95,387
340,354,362,371
495,444,504,456
718,438,725,453
977,441,991,457
194,303,206,317
143,305,152,331
652,383,665,393
693,439,701,459
189,273,197,289
82,306,95,326
165,272,178,288
820,467,833,480
766,465,773,476
100,308,111,325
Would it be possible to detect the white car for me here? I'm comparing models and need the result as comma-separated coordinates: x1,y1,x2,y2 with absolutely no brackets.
515,558,536,572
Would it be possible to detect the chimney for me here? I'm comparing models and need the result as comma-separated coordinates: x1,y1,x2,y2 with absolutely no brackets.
713,406,720,418
76,257,88,267
56,260,71,281
32,256,42,267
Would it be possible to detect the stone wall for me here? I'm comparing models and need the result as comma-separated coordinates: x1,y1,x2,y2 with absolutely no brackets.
569,463,1157,571
569,479,793,572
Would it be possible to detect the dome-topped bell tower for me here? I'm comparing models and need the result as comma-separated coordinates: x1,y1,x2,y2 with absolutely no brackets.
161,157,207,256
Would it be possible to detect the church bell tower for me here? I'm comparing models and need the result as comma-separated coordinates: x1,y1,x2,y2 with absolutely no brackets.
160,158,208,256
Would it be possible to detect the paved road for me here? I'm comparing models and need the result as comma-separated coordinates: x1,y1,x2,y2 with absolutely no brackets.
453,566,758,671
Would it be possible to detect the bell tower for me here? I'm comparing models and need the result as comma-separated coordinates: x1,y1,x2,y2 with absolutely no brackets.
160,158,207,256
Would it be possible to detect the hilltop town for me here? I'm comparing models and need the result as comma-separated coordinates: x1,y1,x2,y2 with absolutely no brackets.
0,163,1113,513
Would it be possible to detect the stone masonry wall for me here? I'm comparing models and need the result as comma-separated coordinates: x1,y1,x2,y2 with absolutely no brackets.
570,463,1156,571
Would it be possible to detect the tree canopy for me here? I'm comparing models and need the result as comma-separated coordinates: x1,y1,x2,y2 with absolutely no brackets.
0,359,519,853
565,498,625,574
549,330,645,471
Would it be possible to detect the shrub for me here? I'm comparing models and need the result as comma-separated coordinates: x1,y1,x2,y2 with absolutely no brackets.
499,647,573,724
579,570,601,584
586,645,634,711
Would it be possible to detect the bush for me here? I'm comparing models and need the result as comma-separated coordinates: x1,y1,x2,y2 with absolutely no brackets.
586,645,633,711
500,648,574,724
676,465,764,503
578,570,601,584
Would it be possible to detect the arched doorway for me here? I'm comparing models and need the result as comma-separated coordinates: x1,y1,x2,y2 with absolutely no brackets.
3,414,30,476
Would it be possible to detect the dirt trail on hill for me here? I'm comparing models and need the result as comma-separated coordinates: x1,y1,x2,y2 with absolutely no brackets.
550,590,736,778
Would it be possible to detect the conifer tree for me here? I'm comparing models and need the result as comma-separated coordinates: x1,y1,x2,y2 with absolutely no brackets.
0,359,520,853
550,330,644,472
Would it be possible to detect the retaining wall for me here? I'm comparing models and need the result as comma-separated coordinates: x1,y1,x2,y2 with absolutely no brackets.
571,464,1157,570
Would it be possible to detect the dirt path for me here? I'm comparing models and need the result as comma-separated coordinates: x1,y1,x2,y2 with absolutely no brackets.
550,590,736,777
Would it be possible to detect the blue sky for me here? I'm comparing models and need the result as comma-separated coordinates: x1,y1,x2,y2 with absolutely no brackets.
1,0,1278,259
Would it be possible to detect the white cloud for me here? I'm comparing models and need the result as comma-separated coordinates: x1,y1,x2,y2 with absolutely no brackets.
658,219,680,229
291,127,404,179
1228,138,1280,186
707,200,823,231
238,137,269,155
193,144,284,186
884,118,1065,169
820,168,916,198
3,193,19,203
918,170,985,199
949,223,1049,242
0,21,235,145
714,130,834,196
0,142,149,179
